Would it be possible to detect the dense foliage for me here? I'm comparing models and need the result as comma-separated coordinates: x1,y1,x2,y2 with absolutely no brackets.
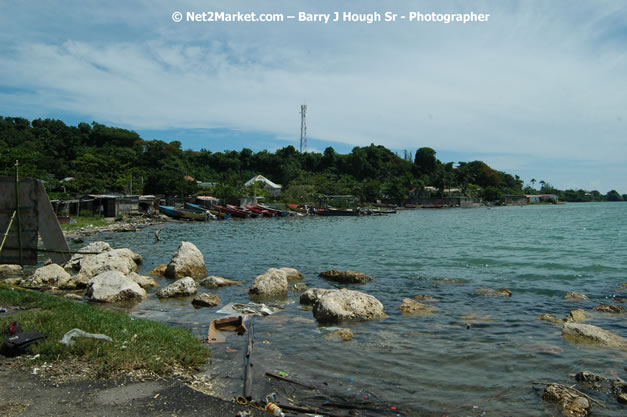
0,116,620,203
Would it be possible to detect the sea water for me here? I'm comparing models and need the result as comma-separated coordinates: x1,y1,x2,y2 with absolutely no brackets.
83,203,627,416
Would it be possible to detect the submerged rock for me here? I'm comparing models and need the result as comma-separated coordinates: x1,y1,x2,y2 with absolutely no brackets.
565,309,589,323
431,278,466,284
127,272,158,289
323,328,353,342
474,287,512,297
192,293,220,307
593,304,625,314
157,277,198,298
319,270,373,284
165,241,208,279
536,313,563,325
542,384,590,417
520,343,563,355
400,298,437,315
249,268,288,297
415,294,438,302
564,291,588,301
148,264,168,276
299,288,332,306
278,267,305,281
20,264,72,289
86,271,147,303
312,289,386,323
562,322,627,350
199,276,242,289
617,282,627,291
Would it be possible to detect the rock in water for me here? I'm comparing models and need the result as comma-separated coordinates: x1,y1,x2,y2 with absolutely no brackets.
593,304,625,314
127,272,158,289
86,271,147,303
400,298,437,315
542,384,590,417
148,264,168,276
312,289,386,323
192,293,220,307
199,276,242,289
323,328,353,342
474,287,512,297
278,267,305,281
20,264,73,289
562,322,627,350
249,268,288,297
565,309,588,323
156,277,198,298
299,288,333,306
415,294,438,302
319,270,373,284
536,314,563,325
564,291,588,300
165,242,208,279
75,249,141,286
0,264,23,279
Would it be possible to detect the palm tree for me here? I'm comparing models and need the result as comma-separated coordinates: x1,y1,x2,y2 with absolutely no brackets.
530,178,537,189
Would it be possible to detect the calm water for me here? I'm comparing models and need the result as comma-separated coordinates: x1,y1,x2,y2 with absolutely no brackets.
84,203,627,416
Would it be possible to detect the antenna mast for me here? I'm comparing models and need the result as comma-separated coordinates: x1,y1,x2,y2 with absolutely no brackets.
299,104,307,152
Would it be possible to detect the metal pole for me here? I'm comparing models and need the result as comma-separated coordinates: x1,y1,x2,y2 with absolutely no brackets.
0,211,16,256
15,160,23,265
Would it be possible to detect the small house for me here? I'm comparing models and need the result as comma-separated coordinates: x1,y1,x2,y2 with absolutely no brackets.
244,175,282,197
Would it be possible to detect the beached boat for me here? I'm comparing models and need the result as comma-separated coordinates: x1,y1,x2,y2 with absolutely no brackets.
184,202,217,219
244,205,275,217
423,205,445,209
159,205,208,221
316,207,360,216
212,204,250,218
255,204,287,217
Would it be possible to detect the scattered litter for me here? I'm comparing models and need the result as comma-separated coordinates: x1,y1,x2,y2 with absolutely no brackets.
265,401,285,416
0,308,7,313
208,316,247,344
226,348,238,353
153,393,160,399
265,392,277,403
278,371,288,377
262,340,271,344
217,302,281,317
236,412,251,417
59,328,113,346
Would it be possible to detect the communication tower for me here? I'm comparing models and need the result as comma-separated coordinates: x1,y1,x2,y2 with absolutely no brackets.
299,104,307,152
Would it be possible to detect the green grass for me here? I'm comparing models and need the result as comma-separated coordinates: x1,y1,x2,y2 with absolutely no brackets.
0,285,210,377
60,215,110,231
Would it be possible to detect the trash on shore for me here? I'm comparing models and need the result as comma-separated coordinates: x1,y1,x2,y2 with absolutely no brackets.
217,302,278,317
59,328,113,346
207,316,247,344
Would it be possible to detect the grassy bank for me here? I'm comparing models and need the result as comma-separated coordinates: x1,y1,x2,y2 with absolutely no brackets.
59,214,110,231
0,285,209,377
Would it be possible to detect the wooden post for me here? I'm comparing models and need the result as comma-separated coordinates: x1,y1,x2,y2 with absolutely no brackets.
14,161,23,265
243,317,255,400
0,211,16,256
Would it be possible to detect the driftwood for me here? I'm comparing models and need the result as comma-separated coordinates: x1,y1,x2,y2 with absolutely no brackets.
265,372,317,390
243,317,255,400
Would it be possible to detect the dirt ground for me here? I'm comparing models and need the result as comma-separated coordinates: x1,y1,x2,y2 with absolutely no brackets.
0,355,257,417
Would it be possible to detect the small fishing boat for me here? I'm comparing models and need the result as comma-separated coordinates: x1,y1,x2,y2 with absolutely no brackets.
245,204,275,217
255,204,287,217
184,202,217,219
159,205,208,221
316,207,360,216
212,204,250,218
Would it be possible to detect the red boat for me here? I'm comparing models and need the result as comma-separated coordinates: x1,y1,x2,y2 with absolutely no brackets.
244,204,275,217
255,204,286,217
212,204,250,218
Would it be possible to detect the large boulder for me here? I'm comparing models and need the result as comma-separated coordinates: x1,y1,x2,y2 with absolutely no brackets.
0,264,24,279
165,242,208,279
300,288,333,306
157,277,198,298
319,270,373,284
562,322,627,350
86,271,147,303
66,241,113,271
278,267,304,281
127,272,158,289
249,268,288,297
312,289,386,323
20,264,73,289
400,298,437,315
75,249,141,286
199,276,241,289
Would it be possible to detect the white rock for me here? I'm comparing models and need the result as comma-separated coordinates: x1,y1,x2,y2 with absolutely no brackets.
562,322,627,350
199,276,241,288
0,264,23,278
278,267,304,281
75,249,141,286
157,277,198,298
249,268,288,297
312,289,386,323
300,288,333,305
20,264,73,289
86,271,147,303
127,272,158,289
165,242,208,279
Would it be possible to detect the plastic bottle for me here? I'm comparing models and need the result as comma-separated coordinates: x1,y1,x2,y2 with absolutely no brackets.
265,402,285,417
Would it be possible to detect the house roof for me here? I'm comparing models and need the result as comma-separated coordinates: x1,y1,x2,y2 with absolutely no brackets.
244,175,281,189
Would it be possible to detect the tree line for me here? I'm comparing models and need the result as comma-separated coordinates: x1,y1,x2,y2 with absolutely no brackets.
0,116,623,203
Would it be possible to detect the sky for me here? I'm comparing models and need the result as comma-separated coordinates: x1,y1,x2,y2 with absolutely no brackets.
0,0,625,193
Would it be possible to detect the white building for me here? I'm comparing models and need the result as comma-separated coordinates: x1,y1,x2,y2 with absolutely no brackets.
244,175,282,197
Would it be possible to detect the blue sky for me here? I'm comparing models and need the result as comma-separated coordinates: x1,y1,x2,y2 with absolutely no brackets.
1,1,626,192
